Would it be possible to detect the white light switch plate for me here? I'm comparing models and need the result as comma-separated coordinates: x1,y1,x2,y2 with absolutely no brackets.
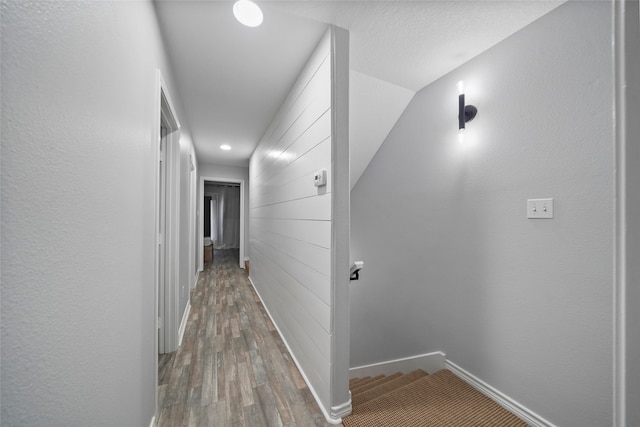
527,198,554,219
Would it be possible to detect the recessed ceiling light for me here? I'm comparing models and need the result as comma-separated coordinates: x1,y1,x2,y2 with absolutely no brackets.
220,144,231,151
233,0,263,28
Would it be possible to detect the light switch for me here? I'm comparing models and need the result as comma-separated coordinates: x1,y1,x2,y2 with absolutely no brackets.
527,198,554,219
314,170,327,187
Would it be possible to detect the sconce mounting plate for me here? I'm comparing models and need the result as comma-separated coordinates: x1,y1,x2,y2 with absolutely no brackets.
463,105,477,123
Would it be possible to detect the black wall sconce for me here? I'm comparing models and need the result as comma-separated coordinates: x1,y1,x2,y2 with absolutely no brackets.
458,81,477,131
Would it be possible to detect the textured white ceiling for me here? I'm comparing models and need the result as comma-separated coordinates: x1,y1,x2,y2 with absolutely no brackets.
154,1,328,167
268,1,565,91
155,1,564,168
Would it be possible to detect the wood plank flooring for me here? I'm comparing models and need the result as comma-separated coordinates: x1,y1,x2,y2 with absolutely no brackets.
158,249,338,427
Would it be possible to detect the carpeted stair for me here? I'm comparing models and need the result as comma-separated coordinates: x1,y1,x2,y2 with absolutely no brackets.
344,369,528,427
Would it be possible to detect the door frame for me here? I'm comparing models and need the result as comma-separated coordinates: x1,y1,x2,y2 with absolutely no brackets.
199,176,245,271
153,69,181,418
189,155,198,291
613,1,639,424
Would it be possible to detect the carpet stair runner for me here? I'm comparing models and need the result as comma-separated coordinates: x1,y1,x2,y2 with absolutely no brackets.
343,369,528,427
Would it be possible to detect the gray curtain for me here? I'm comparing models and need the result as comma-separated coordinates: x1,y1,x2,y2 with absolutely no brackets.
209,185,240,249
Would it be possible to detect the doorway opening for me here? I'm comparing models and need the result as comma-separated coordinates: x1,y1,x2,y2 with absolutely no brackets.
153,70,182,422
156,84,181,355
199,176,245,271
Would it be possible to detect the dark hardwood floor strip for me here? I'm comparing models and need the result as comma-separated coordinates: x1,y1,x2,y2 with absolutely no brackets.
158,249,337,426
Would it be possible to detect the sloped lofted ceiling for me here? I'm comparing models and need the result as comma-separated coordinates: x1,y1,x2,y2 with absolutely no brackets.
154,1,564,183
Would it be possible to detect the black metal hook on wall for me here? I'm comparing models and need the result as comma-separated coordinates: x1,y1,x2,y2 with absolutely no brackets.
350,261,363,281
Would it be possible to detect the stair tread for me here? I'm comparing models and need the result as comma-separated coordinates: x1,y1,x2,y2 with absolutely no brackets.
350,372,403,395
349,374,385,390
349,376,372,388
352,369,428,407
351,371,443,414
345,369,527,427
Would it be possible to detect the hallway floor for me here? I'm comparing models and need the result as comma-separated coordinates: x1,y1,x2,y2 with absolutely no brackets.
158,249,337,426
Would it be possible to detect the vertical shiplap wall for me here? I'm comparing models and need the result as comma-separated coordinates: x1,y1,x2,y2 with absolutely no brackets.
249,27,350,420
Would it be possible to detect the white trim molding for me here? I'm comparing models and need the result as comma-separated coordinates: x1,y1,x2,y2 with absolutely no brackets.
613,1,639,425
149,415,156,427
193,270,199,290
248,277,344,425
153,68,182,418
331,400,352,422
445,359,557,427
613,2,628,422
177,300,191,347
329,24,352,423
349,351,446,379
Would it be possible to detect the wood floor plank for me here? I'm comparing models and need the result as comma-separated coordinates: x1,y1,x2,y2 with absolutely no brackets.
158,249,338,426
206,401,226,427
200,344,217,404
255,383,286,427
238,362,255,406
226,378,244,426
215,350,226,403
248,349,268,386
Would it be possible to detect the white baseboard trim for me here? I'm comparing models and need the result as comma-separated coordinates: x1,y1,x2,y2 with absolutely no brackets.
193,271,199,289
177,300,191,347
248,277,346,425
331,399,353,420
349,351,446,379
445,359,557,427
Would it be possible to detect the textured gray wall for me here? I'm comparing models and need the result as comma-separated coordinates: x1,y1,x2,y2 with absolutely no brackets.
350,2,613,426
1,1,187,425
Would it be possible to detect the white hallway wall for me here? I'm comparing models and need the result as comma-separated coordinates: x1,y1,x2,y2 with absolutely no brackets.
1,1,195,425
351,2,614,426
249,27,350,421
